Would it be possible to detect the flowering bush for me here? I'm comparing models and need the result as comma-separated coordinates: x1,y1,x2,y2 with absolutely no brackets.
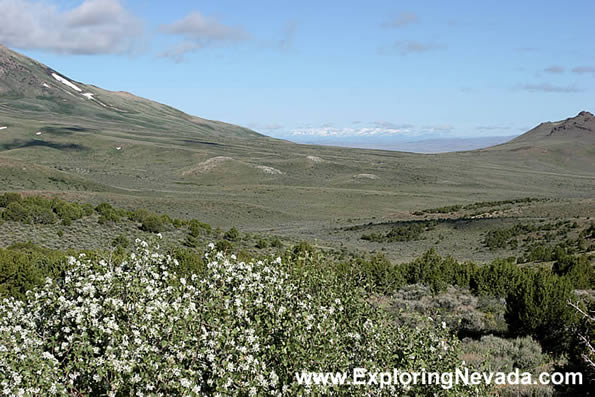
0,239,482,396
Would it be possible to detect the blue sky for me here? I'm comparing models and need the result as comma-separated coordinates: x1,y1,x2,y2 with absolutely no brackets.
1,0,594,144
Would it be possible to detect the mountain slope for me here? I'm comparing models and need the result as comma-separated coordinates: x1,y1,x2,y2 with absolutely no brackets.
493,111,594,147
0,45,593,230
0,44,264,141
475,111,595,172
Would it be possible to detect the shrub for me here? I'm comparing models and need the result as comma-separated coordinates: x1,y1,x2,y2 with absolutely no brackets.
389,284,506,337
172,218,185,228
255,238,268,249
471,259,526,298
2,201,32,223
112,234,130,249
270,237,283,249
552,255,594,289
506,271,577,355
400,249,452,293
128,208,151,222
224,226,240,241
96,203,120,224
98,211,120,224
168,246,205,278
0,240,479,396
188,219,211,237
82,203,95,216
361,222,430,243
215,239,233,253
462,335,547,373
344,253,404,294
95,202,114,214
483,224,537,250
184,235,199,248
0,245,68,300
28,204,57,224
0,192,22,207
140,214,164,233
52,199,84,222
0,249,44,300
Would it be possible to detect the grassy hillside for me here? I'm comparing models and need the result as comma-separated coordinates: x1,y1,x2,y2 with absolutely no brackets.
1,44,594,260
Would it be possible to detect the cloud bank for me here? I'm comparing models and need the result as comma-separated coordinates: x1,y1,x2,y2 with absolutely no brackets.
0,0,143,54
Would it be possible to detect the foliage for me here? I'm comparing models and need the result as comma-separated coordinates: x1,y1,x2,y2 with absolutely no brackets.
338,253,404,295
552,255,594,289
389,284,507,338
471,259,527,298
505,271,578,355
0,245,69,300
2,201,33,223
224,226,240,241
111,234,130,249
361,222,434,243
96,202,121,224
414,198,541,216
140,214,165,233
0,240,480,396
255,238,268,249
461,335,547,373
188,219,212,237
0,192,23,207
483,224,537,250
215,239,233,253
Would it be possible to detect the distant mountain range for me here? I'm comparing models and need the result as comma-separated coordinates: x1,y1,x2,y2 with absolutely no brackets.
293,135,519,153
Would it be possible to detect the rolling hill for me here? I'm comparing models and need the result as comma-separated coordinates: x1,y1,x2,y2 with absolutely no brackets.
0,44,593,233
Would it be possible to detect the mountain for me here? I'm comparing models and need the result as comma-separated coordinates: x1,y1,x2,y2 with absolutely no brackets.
477,111,595,172
492,111,594,147
0,45,593,230
0,44,263,141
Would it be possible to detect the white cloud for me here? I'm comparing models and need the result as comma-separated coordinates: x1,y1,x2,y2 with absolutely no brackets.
287,126,415,137
0,0,143,55
160,11,249,61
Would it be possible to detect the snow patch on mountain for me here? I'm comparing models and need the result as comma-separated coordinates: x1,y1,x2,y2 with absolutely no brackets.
51,73,82,92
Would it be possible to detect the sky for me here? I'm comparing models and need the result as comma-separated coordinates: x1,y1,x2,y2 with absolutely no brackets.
1,0,594,147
